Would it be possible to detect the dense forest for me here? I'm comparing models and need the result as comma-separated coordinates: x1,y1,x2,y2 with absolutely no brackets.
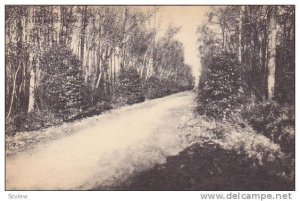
5,6,195,134
197,5,295,155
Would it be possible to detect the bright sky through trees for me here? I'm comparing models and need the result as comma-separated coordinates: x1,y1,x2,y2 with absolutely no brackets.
157,6,209,82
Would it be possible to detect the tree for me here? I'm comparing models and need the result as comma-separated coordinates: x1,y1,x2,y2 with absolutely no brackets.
238,6,244,63
144,75,164,99
39,45,85,120
267,6,277,100
79,6,88,64
197,52,246,119
27,59,36,113
115,67,145,105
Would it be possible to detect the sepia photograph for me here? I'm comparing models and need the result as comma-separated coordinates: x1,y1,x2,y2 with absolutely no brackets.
4,4,295,192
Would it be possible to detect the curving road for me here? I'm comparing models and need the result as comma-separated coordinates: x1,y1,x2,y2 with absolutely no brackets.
6,91,196,190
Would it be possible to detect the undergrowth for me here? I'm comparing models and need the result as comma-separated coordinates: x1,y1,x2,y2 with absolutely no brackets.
117,114,294,190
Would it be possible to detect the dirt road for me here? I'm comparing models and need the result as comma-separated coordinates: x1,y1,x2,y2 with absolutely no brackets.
6,91,196,190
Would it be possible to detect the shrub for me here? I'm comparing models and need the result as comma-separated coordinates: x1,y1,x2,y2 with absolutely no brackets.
241,101,295,155
144,72,194,100
144,76,165,99
165,79,178,94
38,44,86,120
5,108,63,135
115,67,145,105
160,79,182,95
197,52,247,120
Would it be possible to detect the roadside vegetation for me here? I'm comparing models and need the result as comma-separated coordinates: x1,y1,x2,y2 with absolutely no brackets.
5,6,194,135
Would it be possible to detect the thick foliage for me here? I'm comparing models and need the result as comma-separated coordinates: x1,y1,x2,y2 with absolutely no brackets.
241,102,295,155
144,75,195,99
144,76,165,99
39,45,86,119
197,51,295,155
275,72,295,105
115,67,145,105
197,52,246,119
164,79,194,94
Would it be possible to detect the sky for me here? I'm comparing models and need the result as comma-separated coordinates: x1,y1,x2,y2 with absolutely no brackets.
156,6,210,82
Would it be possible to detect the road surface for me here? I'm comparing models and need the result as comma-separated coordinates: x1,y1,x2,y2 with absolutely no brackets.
6,91,196,190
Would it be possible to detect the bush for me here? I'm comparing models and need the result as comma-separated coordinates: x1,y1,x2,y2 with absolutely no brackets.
164,79,178,94
142,71,194,100
161,79,185,95
241,101,295,155
38,44,86,120
5,109,62,135
197,52,247,120
144,76,165,99
115,67,145,105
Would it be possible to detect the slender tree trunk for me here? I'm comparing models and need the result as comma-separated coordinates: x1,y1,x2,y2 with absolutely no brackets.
27,9,36,113
84,46,90,82
95,71,102,89
27,67,35,113
221,24,225,50
267,6,277,100
238,6,244,63
110,50,114,93
121,7,128,69
80,6,88,64
6,65,21,119
113,52,116,88
95,49,103,89
59,7,64,44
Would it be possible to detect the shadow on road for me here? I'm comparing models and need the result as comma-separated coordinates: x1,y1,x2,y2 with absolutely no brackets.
115,142,294,191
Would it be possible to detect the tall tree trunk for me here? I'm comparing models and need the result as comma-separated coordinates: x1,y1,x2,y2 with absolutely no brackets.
59,7,64,44
14,7,25,114
27,8,36,113
221,23,225,50
267,6,277,100
27,67,35,113
6,65,21,119
238,6,244,63
121,7,128,69
80,6,88,64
